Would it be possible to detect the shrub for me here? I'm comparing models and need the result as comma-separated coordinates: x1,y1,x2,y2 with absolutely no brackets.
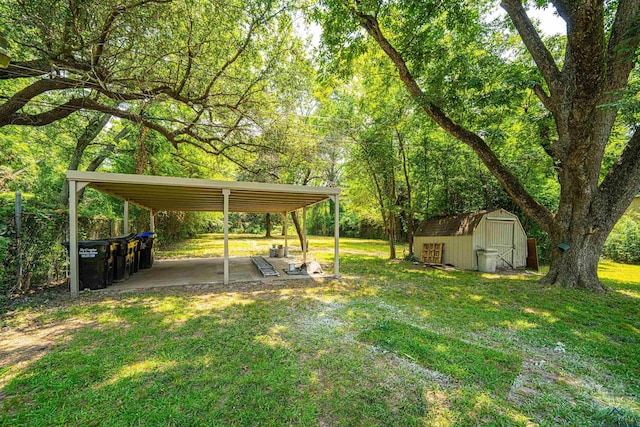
0,236,10,291
603,213,640,264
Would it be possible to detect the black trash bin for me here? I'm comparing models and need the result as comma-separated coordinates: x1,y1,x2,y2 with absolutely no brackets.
63,240,112,290
111,234,138,281
132,237,141,273
137,232,155,269
107,240,117,285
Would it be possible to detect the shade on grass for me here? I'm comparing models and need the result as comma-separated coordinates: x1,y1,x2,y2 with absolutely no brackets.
358,319,522,393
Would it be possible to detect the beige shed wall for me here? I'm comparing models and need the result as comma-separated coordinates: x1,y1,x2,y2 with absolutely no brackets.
414,235,475,270
473,209,527,269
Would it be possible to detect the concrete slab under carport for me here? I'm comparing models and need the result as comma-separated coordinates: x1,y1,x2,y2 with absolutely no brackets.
105,256,327,291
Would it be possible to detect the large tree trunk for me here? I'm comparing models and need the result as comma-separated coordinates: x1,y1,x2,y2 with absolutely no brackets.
544,222,609,291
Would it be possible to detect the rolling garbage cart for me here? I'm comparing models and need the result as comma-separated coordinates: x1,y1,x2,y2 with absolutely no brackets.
63,240,113,290
111,234,138,281
137,231,155,269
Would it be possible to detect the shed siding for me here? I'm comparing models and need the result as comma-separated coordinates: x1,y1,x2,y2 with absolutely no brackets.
512,220,527,268
414,235,475,270
473,209,527,269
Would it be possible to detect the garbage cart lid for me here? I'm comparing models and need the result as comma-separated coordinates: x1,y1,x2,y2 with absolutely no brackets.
112,233,137,241
81,240,110,245
63,240,111,247
137,231,154,238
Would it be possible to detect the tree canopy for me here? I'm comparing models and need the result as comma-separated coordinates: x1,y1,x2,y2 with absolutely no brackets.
0,0,308,165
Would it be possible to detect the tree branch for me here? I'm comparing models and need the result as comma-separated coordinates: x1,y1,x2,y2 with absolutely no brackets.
92,0,172,66
604,0,640,98
0,60,55,80
3,96,237,155
354,10,557,233
532,83,554,112
0,79,82,124
200,19,258,101
6,97,96,126
501,0,563,98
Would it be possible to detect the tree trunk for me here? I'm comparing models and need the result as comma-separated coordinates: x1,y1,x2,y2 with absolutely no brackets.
77,143,115,202
58,113,111,207
543,225,608,291
290,211,304,250
135,126,150,174
265,213,272,237
398,130,414,255
389,211,397,259
406,212,414,256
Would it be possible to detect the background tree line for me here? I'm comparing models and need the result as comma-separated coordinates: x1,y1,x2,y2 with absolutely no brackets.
1,0,639,295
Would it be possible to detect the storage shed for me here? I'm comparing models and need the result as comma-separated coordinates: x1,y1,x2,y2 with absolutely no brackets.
414,209,528,270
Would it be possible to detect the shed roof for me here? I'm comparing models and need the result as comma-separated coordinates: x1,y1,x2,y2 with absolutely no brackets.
66,171,339,213
416,209,499,237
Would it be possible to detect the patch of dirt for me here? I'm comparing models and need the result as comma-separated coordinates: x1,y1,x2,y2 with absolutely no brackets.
0,318,96,400
507,358,582,406
101,276,340,299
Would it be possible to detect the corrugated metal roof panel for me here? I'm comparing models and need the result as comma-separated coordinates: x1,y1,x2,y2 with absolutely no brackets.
66,171,339,213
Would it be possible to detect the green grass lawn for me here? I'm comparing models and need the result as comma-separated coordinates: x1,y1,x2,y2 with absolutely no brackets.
1,234,639,426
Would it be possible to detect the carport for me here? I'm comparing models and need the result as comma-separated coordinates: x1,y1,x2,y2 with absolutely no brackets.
66,171,340,296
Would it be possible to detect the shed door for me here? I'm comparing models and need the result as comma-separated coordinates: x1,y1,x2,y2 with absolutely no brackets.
486,220,515,269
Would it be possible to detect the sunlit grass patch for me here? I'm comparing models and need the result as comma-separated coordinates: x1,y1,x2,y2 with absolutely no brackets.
598,260,640,299
598,260,640,285
158,233,405,261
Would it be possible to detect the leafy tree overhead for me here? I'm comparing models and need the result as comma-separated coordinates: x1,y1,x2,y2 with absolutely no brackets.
315,0,640,290
0,0,300,164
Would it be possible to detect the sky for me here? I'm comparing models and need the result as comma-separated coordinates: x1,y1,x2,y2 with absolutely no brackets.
526,5,566,36
295,3,567,49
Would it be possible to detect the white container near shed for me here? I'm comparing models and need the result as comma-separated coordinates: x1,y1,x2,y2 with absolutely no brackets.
477,249,499,273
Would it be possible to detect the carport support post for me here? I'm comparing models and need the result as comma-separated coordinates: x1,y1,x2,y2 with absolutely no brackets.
124,201,129,234
302,206,307,264
149,210,155,233
333,195,339,278
283,211,288,256
223,189,230,284
68,180,79,296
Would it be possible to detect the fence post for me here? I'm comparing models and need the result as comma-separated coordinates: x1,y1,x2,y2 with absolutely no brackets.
15,191,22,290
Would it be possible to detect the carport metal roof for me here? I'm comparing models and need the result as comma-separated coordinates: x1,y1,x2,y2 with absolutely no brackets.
66,171,341,296
66,171,340,213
